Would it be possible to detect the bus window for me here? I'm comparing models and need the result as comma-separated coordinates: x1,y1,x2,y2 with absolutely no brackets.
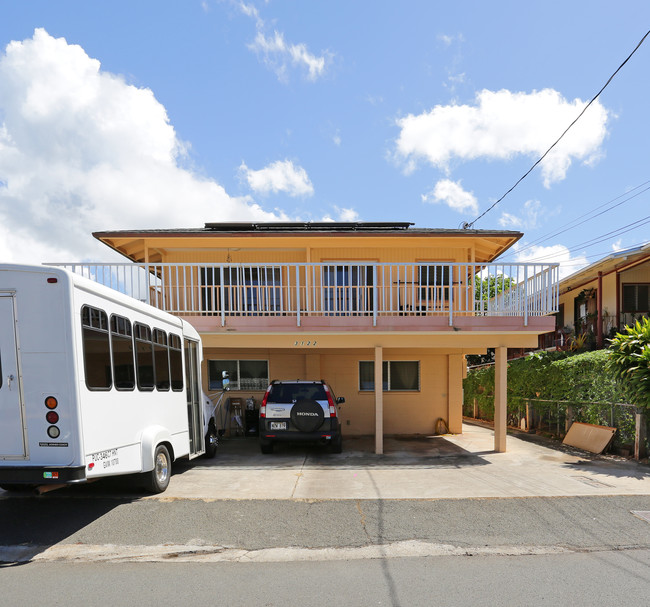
153,329,170,391
110,315,135,390
169,333,183,391
81,305,112,390
134,323,154,391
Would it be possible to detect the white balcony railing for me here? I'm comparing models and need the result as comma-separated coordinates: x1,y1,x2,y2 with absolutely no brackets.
48,262,559,327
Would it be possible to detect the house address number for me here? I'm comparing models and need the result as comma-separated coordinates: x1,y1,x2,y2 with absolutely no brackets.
294,340,318,346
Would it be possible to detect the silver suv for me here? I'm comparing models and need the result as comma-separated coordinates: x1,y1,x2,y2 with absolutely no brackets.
259,380,345,454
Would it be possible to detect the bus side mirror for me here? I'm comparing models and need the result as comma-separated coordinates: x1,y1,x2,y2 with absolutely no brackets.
222,371,230,389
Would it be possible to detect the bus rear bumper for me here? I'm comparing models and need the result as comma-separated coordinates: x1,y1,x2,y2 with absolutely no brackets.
0,466,87,485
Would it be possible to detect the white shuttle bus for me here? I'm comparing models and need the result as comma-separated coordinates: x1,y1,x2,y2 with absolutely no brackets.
0,263,207,494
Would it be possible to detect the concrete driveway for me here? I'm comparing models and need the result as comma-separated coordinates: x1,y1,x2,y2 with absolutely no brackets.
159,422,650,500
3,422,649,501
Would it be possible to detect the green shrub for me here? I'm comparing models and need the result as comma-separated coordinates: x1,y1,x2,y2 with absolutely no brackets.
463,350,629,435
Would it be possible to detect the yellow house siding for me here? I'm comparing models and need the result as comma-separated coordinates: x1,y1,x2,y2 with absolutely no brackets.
601,272,617,324
135,234,495,265
620,261,650,283
202,347,452,436
311,246,466,263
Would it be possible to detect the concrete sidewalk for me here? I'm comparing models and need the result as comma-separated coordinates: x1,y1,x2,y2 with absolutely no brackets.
159,422,650,500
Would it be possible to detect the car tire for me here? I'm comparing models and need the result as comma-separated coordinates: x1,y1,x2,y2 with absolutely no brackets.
260,440,274,454
204,421,218,458
290,398,325,432
144,444,171,493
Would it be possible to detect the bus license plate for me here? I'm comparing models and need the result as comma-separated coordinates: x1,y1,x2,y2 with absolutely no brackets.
270,422,286,430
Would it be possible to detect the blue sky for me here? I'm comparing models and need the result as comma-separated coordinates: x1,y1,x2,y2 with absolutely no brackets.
0,1,649,277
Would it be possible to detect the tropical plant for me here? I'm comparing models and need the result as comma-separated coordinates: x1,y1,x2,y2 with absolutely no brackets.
607,317,650,410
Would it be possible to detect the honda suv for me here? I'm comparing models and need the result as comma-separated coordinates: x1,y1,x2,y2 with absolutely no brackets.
259,380,345,454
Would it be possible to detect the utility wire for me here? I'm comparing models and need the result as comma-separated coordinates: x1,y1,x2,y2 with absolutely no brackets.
499,180,650,259
538,238,650,267
463,29,650,229
519,215,650,262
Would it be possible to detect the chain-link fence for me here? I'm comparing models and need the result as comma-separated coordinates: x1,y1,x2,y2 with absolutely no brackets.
464,397,642,455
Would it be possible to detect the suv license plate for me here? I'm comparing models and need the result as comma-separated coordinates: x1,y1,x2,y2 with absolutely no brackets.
270,422,287,430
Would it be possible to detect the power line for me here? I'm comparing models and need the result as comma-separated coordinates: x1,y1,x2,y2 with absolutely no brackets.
463,29,650,229
500,180,650,259
518,215,650,262
553,239,650,267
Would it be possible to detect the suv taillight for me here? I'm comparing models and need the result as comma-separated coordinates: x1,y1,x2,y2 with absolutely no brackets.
325,386,337,418
260,386,271,418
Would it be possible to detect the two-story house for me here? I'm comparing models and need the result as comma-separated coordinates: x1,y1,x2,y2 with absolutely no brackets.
58,221,558,453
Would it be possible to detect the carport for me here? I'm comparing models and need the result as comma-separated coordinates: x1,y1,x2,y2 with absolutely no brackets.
198,329,523,455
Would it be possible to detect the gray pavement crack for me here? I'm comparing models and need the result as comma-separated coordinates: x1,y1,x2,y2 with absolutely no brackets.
290,455,308,499
356,499,371,541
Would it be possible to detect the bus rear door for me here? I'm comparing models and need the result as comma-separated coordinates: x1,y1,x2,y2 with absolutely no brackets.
0,293,27,459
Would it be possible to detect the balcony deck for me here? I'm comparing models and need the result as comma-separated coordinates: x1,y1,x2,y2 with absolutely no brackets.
50,262,559,336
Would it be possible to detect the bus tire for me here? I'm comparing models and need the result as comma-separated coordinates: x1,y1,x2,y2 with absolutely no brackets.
204,421,218,458
145,444,171,493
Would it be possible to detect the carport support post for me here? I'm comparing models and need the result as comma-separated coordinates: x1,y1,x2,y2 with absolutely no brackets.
375,346,384,455
494,346,507,453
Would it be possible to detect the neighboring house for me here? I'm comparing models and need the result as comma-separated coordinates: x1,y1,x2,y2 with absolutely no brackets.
55,221,558,453
555,242,650,349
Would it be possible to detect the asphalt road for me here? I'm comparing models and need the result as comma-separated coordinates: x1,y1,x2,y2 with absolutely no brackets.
2,492,650,604
2,549,650,607
1,494,650,557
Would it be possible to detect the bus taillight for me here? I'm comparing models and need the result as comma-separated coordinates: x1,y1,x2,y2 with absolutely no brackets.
46,411,59,424
45,396,58,409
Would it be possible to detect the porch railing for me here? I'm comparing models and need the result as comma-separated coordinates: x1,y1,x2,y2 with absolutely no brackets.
48,262,559,327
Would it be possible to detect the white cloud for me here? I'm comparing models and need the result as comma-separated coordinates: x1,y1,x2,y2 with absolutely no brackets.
249,30,327,82
498,200,541,230
514,244,588,280
334,206,359,222
321,206,360,222
421,179,478,214
395,88,609,187
239,2,329,82
240,159,314,197
611,239,623,252
0,29,281,264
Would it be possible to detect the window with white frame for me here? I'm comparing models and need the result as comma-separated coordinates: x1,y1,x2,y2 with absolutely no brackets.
359,360,420,391
208,359,269,391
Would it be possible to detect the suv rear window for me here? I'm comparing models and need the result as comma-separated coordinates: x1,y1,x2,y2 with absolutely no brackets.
266,383,327,403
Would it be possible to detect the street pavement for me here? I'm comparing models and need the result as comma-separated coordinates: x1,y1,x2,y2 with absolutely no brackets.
2,422,650,566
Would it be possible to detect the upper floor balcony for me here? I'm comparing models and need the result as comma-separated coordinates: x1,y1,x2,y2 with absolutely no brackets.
50,261,559,333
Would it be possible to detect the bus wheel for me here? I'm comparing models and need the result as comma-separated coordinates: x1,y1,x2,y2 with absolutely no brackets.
204,421,218,458
145,445,171,493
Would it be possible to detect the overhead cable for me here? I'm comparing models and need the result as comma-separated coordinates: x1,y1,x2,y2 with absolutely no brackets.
518,215,650,262
463,29,650,229
500,180,650,259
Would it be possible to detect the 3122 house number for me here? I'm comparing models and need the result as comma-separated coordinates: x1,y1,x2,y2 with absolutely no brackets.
294,340,317,346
